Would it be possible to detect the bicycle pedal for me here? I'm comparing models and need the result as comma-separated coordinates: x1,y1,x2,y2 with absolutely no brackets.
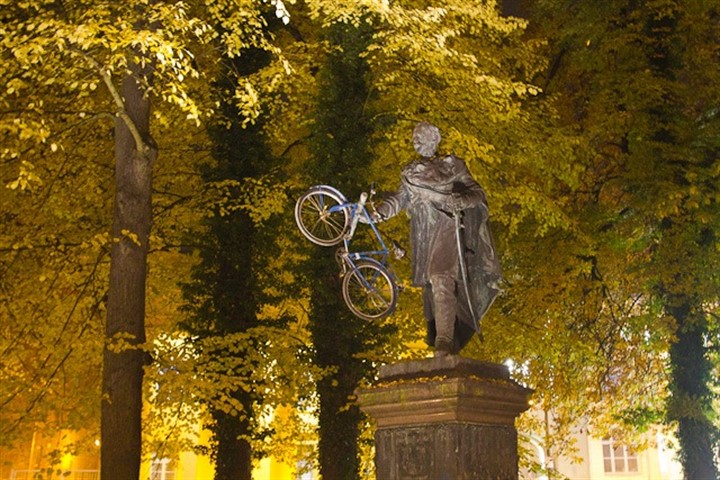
334,248,344,266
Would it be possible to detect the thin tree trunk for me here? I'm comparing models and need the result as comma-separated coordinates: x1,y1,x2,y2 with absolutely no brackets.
101,66,155,480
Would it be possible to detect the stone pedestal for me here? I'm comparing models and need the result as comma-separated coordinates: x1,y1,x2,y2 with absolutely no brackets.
357,355,533,480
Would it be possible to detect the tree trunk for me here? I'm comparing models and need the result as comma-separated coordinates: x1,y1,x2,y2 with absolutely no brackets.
311,257,364,480
177,44,273,478
212,408,252,480
307,20,379,480
667,300,719,480
101,67,155,480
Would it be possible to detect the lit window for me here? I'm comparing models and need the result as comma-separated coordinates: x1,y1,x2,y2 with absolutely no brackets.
602,438,639,473
296,460,315,480
149,458,176,480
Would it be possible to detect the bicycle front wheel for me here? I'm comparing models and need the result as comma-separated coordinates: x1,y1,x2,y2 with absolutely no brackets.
342,259,398,321
295,187,350,246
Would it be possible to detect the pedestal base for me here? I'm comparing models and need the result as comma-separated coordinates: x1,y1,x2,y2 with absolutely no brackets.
357,355,533,480
377,423,517,480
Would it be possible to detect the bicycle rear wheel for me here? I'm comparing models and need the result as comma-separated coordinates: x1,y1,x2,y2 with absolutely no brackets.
295,187,350,246
342,259,398,320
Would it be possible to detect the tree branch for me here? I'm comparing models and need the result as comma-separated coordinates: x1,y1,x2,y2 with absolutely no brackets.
69,48,149,155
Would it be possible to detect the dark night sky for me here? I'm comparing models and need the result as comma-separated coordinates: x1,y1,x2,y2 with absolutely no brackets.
501,0,528,18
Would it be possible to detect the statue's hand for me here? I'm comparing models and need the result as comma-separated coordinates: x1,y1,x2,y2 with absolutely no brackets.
446,193,464,212
359,210,384,224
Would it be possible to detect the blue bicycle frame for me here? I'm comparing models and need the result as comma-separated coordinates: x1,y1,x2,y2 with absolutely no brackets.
296,184,402,320
335,190,392,276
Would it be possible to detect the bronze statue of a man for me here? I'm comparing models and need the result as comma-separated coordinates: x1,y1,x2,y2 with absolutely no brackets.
375,122,502,356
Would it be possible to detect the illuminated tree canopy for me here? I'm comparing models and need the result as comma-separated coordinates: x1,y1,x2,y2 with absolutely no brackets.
1,0,719,479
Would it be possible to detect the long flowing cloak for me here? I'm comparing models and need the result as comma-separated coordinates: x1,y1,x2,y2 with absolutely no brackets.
377,155,502,348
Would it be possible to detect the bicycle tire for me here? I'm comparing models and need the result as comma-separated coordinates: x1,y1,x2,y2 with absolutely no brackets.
295,187,350,246
342,259,398,320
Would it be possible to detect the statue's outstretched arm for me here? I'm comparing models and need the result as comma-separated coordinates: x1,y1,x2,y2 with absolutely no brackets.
375,183,409,221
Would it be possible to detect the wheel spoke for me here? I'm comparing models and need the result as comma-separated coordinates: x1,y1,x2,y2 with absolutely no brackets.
343,262,396,319
295,188,349,246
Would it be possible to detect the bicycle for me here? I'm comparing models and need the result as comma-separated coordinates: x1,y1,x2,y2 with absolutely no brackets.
294,185,403,321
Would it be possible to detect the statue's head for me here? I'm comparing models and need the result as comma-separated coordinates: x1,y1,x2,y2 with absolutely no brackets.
412,121,441,158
